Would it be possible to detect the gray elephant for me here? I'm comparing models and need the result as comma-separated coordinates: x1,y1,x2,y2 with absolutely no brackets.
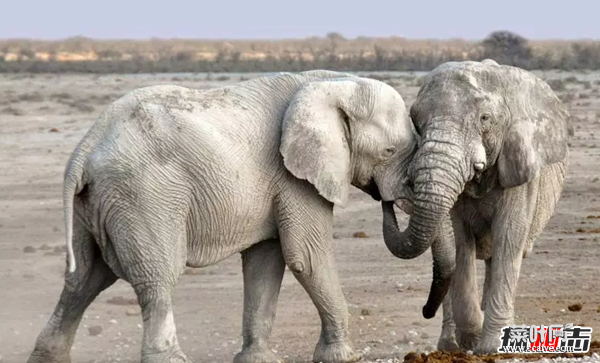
27,70,418,363
381,60,569,354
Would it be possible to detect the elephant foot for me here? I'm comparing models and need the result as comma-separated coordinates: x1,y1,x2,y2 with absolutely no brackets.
473,334,501,355
27,348,70,363
142,348,193,363
437,332,460,352
313,339,361,363
456,329,481,351
234,345,282,363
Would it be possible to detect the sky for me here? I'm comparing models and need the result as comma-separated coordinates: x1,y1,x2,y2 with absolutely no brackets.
0,0,597,40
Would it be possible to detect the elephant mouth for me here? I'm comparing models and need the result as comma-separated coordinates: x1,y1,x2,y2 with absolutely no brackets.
474,170,484,183
360,178,382,201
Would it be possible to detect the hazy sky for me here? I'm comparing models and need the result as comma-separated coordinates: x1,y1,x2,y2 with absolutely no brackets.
0,0,597,40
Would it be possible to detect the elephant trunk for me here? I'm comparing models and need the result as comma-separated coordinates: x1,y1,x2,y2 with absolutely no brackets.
382,158,463,258
422,216,456,319
382,148,465,318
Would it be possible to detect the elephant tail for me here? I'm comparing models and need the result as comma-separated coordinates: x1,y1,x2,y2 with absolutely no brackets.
63,145,89,274
63,118,107,273
62,97,130,273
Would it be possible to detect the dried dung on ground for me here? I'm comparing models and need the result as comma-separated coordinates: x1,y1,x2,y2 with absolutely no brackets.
402,341,600,363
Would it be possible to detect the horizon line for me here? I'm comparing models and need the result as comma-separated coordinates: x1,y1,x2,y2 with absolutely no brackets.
2,34,600,42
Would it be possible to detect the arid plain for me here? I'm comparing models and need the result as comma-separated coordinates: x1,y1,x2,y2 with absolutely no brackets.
1,71,599,362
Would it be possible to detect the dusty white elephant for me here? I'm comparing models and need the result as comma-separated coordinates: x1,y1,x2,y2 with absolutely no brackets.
381,60,570,354
27,70,419,363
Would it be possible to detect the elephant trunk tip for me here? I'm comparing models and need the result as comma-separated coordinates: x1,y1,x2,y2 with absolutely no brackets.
421,275,453,320
422,305,437,319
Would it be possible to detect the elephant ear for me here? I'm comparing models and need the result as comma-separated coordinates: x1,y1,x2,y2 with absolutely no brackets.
280,80,363,206
497,69,570,188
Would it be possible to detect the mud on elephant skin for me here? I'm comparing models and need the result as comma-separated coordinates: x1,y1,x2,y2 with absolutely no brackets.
381,59,570,354
26,70,417,363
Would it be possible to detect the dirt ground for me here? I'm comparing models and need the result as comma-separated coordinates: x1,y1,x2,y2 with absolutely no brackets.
0,71,599,363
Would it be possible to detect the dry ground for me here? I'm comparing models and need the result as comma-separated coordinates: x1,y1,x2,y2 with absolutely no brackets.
0,71,599,363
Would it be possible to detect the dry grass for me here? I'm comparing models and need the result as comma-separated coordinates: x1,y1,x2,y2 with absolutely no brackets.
0,36,478,59
1,35,600,73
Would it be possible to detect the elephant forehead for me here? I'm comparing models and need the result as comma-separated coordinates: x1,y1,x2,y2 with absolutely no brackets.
413,78,499,122
437,70,484,91
427,62,503,90
449,70,481,89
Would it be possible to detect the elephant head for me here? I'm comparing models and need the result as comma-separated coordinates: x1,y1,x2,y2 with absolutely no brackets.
280,73,417,207
382,61,570,318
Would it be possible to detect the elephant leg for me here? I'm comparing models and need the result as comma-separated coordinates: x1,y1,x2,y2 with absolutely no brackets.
450,216,483,351
437,296,459,351
234,239,285,363
481,258,492,312
116,222,190,363
475,190,530,354
135,287,189,363
277,188,360,363
286,251,359,363
28,222,117,363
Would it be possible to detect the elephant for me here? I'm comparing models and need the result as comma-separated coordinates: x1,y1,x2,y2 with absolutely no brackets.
380,59,570,354
27,70,420,363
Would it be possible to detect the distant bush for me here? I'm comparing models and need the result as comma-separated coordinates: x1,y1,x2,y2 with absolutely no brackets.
481,31,532,67
18,48,36,60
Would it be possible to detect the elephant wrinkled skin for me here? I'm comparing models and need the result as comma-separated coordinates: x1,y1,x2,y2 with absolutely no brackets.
381,60,569,354
26,70,418,363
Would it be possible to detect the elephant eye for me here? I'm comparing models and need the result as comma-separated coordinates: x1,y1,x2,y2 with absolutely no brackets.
480,113,492,122
383,146,397,157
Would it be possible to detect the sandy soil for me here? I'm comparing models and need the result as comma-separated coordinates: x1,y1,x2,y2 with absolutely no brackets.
0,71,599,363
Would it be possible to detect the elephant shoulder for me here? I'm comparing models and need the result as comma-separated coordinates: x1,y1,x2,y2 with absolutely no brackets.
104,85,233,130
117,85,214,111
101,85,197,120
